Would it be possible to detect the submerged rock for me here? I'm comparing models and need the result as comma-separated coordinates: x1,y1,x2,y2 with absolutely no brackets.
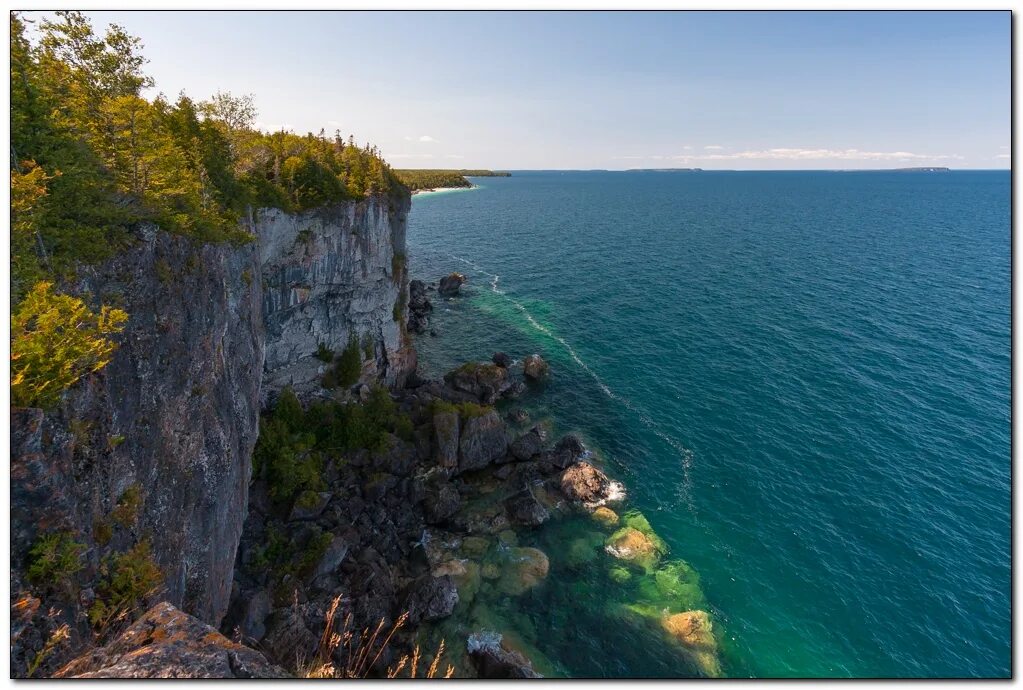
661,610,721,678
491,352,511,368
438,272,467,296
497,547,550,596
591,506,620,528
605,527,666,572
55,602,288,678
505,490,550,527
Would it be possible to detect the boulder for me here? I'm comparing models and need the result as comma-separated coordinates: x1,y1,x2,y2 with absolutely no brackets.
408,280,433,334
508,428,544,462
661,610,721,677
522,354,549,380
310,535,350,579
605,527,666,572
422,480,462,524
54,602,288,679
467,631,543,679
405,575,459,623
262,608,318,671
591,506,620,528
438,273,467,296
497,547,550,595
458,410,509,474
505,490,550,527
491,352,511,368
288,491,331,521
238,589,272,642
444,362,510,404
506,409,530,425
559,462,614,506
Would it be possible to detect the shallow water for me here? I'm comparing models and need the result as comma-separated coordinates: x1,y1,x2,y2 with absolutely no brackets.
407,170,1010,678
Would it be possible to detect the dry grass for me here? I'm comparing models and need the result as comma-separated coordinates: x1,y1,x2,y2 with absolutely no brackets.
301,596,454,679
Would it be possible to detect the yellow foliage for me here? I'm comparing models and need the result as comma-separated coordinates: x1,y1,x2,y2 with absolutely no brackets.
11,281,128,409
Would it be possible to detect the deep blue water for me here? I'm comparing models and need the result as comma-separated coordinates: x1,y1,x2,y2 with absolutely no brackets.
406,170,1010,678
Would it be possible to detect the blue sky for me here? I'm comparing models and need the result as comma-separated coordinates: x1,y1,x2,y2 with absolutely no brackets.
37,11,1011,170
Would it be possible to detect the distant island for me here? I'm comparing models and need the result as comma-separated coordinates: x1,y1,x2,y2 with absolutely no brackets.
395,169,511,192
626,168,704,172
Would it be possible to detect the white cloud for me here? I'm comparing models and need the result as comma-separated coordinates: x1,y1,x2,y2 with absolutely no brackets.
995,153,1010,159
419,135,437,143
327,120,342,127
682,145,693,150
704,145,725,150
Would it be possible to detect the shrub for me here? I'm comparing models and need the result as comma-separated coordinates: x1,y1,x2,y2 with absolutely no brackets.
315,342,334,363
328,335,362,389
11,282,128,409
111,484,142,527
88,540,163,631
26,532,86,590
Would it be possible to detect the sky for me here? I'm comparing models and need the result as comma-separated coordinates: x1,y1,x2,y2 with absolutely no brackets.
30,10,1011,170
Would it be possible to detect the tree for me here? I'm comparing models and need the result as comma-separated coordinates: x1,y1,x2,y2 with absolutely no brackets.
11,282,129,409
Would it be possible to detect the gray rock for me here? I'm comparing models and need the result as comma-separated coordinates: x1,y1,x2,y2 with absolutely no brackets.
422,480,462,524
467,631,543,679
405,575,459,623
288,492,332,521
311,535,350,579
522,354,550,380
432,410,460,470
505,490,550,527
239,590,271,642
560,462,614,505
509,429,544,462
491,352,511,368
458,410,509,474
444,362,510,404
438,272,467,296
54,602,288,678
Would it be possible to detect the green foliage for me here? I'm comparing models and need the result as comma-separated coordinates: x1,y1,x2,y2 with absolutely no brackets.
10,12,401,295
315,342,335,363
111,483,142,527
391,252,405,284
88,540,163,631
430,398,491,419
323,335,362,389
393,169,510,191
26,531,86,590
249,525,332,586
11,281,128,409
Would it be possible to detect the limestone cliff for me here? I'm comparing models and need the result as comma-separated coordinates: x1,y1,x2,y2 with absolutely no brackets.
256,195,416,397
10,190,414,676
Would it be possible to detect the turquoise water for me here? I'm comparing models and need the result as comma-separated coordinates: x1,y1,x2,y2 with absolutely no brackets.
407,171,1010,678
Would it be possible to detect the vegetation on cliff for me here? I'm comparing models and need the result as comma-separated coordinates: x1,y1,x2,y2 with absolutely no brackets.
10,11,407,411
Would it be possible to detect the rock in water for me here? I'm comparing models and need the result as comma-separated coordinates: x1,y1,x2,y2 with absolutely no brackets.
467,631,543,679
54,602,288,678
438,272,467,296
497,547,550,595
491,352,512,368
592,506,620,527
605,527,666,572
408,280,433,334
560,462,614,506
522,354,550,380
661,610,722,678
505,490,551,527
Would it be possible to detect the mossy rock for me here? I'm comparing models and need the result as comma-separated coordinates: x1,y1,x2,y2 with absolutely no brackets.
564,531,605,569
608,566,632,584
661,610,721,678
591,506,620,528
653,560,706,610
497,547,549,595
605,526,666,572
481,562,501,580
460,536,491,559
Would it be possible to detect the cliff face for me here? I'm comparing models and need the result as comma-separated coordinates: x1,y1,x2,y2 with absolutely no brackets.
12,227,264,629
11,191,414,675
256,196,416,398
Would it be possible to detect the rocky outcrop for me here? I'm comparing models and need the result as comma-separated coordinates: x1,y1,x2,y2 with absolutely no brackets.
407,279,433,334
55,602,287,679
458,410,509,474
256,197,416,397
560,462,615,507
438,272,466,296
443,362,510,404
